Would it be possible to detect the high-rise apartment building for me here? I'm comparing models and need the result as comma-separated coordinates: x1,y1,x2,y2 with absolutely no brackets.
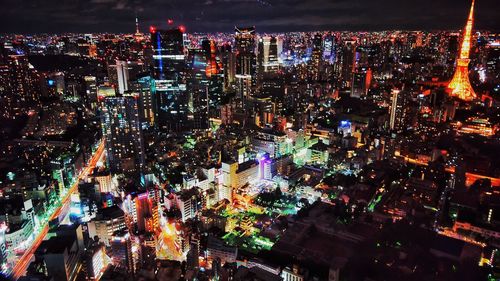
100,92,145,173
150,27,188,132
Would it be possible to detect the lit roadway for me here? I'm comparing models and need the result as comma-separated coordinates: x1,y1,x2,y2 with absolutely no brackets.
10,140,105,280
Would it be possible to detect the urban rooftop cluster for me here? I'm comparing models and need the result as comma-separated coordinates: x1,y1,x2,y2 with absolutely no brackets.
0,1,499,281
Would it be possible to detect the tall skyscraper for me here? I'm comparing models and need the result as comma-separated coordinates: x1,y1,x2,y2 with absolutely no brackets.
109,60,145,95
100,92,145,174
257,38,265,85
447,0,477,101
309,33,322,81
116,60,130,94
83,76,98,110
202,39,224,118
130,75,155,128
0,55,40,117
188,42,210,130
339,40,356,87
235,26,256,76
389,89,399,130
267,36,279,74
150,26,188,132
350,67,372,98
322,33,335,64
389,88,409,131
220,43,236,91
234,26,256,102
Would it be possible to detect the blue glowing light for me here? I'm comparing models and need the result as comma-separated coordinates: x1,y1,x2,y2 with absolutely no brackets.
339,120,351,128
156,33,163,75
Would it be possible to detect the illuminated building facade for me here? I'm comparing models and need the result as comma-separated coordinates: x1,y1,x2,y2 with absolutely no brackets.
338,40,356,86
264,36,279,74
220,44,236,90
83,76,98,110
252,130,290,159
235,26,257,77
176,188,202,222
447,0,477,101
269,36,279,72
389,89,409,131
0,55,40,118
201,39,224,117
454,117,497,137
100,92,145,174
257,38,265,84
150,27,188,132
130,75,155,128
322,33,335,64
111,231,141,274
309,33,322,81
86,245,110,280
235,26,256,102
116,60,130,94
188,42,210,130
350,67,372,98
88,206,127,246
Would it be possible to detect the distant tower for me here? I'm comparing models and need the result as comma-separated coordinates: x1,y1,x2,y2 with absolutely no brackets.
133,15,144,40
135,15,140,34
447,0,477,101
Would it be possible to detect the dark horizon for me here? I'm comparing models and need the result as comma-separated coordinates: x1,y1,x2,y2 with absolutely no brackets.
0,0,498,34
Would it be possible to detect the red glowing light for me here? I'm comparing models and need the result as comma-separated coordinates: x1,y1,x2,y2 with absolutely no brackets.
149,26,156,33
167,19,174,25
178,25,186,33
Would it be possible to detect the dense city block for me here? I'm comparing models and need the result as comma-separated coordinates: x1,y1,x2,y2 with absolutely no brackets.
0,1,499,280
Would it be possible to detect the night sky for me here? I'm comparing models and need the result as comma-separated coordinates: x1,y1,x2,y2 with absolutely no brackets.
1,0,498,34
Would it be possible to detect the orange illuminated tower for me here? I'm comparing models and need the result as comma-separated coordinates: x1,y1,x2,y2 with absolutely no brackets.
448,0,477,101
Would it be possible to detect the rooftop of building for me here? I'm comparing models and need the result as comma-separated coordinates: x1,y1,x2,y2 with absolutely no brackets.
236,160,259,173
234,266,282,281
38,235,75,255
96,205,124,220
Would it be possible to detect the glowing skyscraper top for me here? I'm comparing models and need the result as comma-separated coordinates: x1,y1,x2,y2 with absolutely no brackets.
447,0,477,101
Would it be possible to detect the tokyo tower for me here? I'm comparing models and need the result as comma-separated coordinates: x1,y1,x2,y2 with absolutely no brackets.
447,0,477,101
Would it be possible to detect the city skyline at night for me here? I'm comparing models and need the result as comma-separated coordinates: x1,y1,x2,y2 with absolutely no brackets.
0,1,499,281
0,0,499,34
